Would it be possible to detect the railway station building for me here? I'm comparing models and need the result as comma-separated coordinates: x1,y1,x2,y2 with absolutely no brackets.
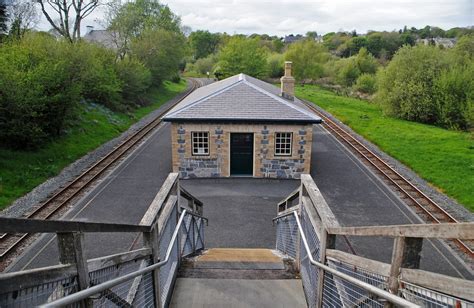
163,62,322,179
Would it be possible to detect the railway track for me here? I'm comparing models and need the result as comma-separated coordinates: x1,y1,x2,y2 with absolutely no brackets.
301,100,474,260
0,78,201,269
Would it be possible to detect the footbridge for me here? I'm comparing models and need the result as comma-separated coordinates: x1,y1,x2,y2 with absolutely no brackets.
0,173,473,307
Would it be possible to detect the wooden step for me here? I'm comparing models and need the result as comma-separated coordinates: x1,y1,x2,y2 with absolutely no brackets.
179,248,298,279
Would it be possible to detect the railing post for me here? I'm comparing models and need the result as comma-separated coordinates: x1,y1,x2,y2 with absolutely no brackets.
316,227,336,308
386,237,423,307
57,232,92,308
295,182,304,271
144,225,162,308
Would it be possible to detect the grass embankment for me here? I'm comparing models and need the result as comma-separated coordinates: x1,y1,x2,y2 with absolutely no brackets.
0,80,187,210
296,85,474,212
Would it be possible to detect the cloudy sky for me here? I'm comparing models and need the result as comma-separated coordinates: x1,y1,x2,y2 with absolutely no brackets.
37,0,473,36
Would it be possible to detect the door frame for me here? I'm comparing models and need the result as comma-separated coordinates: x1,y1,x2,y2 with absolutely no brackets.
229,132,255,177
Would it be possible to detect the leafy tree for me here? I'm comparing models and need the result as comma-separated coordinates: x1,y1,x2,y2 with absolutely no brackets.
0,34,81,148
285,39,330,83
323,32,349,51
188,30,220,59
377,45,449,125
108,0,182,58
366,32,401,58
115,58,152,105
267,53,284,78
217,36,268,78
336,48,378,86
306,31,317,39
132,29,186,84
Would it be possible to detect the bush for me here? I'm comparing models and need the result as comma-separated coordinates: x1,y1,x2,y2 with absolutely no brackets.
377,44,472,129
193,54,217,75
267,53,284,78
0,34,81,148
73,42,123,110
335,48,378,86
115,58,152,106
132,29,186,84
354,74,377,94
377,45,448,123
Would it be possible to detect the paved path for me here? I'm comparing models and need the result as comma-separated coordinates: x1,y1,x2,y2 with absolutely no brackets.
170,278,306,308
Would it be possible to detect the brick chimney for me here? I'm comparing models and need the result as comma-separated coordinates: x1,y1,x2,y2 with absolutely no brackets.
280,61,295,100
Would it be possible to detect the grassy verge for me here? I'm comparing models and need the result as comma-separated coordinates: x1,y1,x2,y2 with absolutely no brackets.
0,80,187,210
296,85,474,212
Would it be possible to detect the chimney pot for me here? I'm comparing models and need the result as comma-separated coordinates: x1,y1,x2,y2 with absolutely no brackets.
281,61,295,100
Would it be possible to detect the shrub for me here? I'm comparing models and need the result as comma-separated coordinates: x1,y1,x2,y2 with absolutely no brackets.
72,42,123,110
115,58,152,106
376,44,472,129
132,29,186,84
267,53,284,78
354,74,377,94
0,34,81,148
193,54,217,75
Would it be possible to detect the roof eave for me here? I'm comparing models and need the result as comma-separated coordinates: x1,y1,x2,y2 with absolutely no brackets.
162,117,322,124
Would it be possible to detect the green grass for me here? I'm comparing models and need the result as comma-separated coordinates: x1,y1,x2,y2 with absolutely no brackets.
0,80,187,210
296,85,474,212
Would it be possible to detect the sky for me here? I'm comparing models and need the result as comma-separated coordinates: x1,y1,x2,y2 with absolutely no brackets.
36,0,473,36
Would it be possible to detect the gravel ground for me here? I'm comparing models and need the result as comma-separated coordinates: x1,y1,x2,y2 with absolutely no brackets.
1,80,193,218
308,102,474,222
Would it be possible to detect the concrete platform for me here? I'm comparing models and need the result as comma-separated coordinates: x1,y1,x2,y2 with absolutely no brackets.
169,278,307,308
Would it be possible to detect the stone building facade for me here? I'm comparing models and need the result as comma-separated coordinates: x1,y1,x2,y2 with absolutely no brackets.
171,122,313,178
164,63,321,179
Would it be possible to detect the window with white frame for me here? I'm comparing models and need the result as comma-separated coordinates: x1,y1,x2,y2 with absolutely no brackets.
275,132,292,156
192,132,209,155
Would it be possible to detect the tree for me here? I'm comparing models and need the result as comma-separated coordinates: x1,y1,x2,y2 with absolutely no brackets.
377,45,450,125
37,0,101,42
132,29,185,84
306,31,317,39
285,39,330,83
108,0,182,59
217,36,267,78
8,0,39,40
188,30,220,59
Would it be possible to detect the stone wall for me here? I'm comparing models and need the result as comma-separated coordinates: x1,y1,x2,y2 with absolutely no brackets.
171,122,313,179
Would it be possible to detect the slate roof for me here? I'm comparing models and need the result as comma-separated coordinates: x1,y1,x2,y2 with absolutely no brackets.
163,74,322,124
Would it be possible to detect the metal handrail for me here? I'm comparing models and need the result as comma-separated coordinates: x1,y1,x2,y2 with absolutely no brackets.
282,211,420,308
39,209,205,308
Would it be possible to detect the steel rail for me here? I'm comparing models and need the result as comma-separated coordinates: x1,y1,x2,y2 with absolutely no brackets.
0,79,201,262
292,211,420,308
301,100,473,258
38,209,196,308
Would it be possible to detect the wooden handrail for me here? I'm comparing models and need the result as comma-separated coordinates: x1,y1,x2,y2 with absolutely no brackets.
0,217,150,234
326,222,474,239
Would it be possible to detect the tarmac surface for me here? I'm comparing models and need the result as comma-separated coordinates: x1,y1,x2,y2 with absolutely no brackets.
8,90,473,280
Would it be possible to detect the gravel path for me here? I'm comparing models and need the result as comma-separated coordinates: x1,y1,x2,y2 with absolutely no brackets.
1,80,193,218
309,103,474,222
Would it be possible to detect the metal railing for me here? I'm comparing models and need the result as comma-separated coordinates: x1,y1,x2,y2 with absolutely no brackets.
0,173,207,308
37,209,202,307
274,174,474,308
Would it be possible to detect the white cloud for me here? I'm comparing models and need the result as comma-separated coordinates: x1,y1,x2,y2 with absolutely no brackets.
35,0,473,36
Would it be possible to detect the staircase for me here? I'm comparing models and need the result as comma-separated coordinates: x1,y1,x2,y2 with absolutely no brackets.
170,248,307,307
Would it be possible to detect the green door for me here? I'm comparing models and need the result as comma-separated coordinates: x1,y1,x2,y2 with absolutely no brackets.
230,133,254,176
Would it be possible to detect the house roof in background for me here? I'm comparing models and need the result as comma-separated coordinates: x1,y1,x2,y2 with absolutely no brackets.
163,74,322,124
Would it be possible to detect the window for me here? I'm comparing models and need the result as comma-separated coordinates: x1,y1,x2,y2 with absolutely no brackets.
275,132,292,156
192,132,209,155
